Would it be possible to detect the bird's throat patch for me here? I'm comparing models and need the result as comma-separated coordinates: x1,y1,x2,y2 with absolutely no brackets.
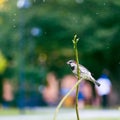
71,66,75,71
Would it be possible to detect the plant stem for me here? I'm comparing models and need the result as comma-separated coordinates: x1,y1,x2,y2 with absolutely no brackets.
73,35,80,120
53,35,81,120
53,78,82,120
75,85,80,120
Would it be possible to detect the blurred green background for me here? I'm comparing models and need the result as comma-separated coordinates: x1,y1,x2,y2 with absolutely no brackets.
0,0,120,108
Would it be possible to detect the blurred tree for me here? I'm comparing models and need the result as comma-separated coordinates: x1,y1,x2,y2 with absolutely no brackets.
0,0,120,104
0,51,7,104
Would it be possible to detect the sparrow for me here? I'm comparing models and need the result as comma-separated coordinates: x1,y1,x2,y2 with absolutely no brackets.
67,60,100,87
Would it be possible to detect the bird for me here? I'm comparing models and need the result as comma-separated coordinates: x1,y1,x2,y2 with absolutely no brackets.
67,60,100,87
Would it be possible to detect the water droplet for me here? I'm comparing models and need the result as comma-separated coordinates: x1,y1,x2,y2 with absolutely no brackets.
76,0,84,4
12,19,15,22
104,3,106,6
96,13,99,15
44,32,47,35
13,25,16,28
73,17,78,23
14,13,16,16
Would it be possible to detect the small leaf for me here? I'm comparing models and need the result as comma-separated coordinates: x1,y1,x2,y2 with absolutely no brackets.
72,39,75,44
74,34,77,39
76,38,79,43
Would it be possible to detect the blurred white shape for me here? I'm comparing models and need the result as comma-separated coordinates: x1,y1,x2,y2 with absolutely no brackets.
96,77,111,96
17,0,31,9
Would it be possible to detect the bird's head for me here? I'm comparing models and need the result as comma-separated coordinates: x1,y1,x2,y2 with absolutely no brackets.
67,60,77,71
67,60,76,65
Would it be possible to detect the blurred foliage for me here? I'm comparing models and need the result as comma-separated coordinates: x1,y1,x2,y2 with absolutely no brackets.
0,0,120,90
0,51,7,73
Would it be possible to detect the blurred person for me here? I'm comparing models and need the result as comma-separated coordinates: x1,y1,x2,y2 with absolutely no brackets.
95,69,112,108
60,75,77,107
61,75,96,108
42,72,59,106
0,75,3,106
78,81,85,109
61,75,85,108
81,81,94,106
2,79,14,108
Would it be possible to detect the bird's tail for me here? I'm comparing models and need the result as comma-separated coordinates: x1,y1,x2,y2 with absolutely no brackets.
90,76,101,87
95,81,101,87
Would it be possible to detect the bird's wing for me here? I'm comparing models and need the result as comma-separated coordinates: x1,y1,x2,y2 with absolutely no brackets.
79,64,91,75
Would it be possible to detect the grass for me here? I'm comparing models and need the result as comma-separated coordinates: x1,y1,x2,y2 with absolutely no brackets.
0,107,120,120
0,108,19,115
0,108,34,115
80,118,120,120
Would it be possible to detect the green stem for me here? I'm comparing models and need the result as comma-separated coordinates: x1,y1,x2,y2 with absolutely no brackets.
53,35,81,120
53,79,82,120
73,35,80,120
75,85,80,120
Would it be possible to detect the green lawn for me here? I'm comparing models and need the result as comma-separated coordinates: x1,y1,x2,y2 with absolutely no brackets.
0,108,33,115
0,108,120,120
